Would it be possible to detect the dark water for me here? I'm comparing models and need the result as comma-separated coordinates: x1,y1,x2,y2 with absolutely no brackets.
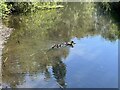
2,3,118,88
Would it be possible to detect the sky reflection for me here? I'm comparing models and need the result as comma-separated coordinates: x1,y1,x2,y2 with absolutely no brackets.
64,36,118,88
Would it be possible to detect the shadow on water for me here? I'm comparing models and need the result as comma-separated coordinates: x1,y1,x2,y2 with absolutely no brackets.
2,2,119,88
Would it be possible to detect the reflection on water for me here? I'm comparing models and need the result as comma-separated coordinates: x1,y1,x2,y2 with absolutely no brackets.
2,3,118,88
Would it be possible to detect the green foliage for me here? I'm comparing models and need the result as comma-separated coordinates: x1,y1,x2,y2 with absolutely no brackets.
7,2,33,13
100,2,111,11
0,2,64,19
0,0,10,19
98,2,120,25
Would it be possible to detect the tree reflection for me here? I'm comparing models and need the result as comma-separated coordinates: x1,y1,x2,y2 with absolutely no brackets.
52,56,66,88
44,68,51,80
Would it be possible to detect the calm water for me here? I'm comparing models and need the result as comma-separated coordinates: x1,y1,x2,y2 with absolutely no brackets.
2,3,118,88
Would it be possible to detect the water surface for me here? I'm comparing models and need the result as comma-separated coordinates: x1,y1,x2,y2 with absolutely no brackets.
2,3,118,88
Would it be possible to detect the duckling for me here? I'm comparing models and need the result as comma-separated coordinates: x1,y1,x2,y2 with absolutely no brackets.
52,44,62,48
58,44,62,48
51,44,57,48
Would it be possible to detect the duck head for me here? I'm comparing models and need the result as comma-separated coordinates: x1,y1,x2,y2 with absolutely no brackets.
71,41,76,44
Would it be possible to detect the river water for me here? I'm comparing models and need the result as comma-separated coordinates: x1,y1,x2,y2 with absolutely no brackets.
1,3,118,88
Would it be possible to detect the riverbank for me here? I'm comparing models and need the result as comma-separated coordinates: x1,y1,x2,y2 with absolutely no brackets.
0,20,13,88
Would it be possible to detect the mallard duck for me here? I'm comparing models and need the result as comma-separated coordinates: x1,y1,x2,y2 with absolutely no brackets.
66,41,76,46
51,41,76,49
